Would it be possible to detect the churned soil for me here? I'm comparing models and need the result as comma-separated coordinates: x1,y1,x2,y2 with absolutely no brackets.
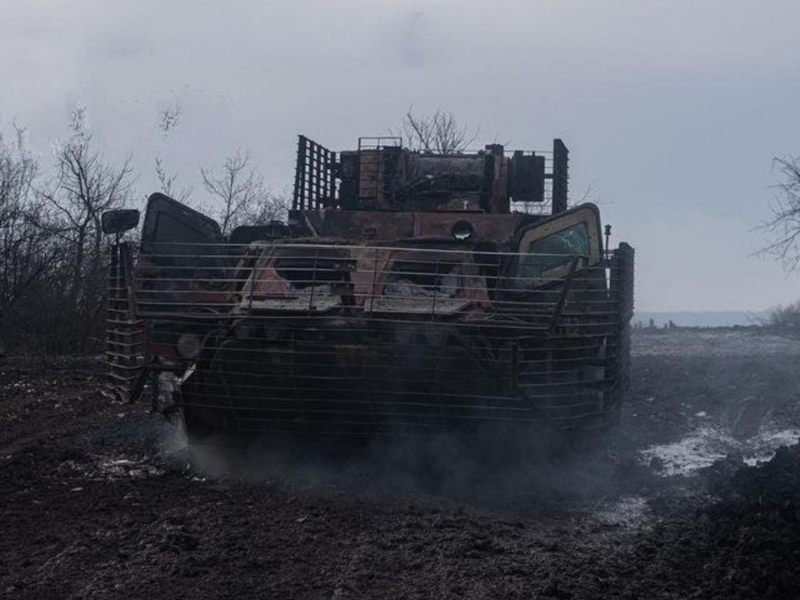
1,328,800,599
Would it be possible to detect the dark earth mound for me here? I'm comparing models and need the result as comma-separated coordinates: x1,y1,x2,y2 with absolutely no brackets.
700,443,800,600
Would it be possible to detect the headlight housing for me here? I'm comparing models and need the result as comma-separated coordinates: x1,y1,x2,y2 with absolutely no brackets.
176,333,202,359
451,220,474,241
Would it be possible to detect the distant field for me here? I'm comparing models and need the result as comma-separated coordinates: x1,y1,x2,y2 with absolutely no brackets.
634,311,764,328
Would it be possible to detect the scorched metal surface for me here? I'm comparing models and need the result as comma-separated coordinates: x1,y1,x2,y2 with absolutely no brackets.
103,135,634,440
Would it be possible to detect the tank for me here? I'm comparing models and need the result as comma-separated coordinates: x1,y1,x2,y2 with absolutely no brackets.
103,135,634,441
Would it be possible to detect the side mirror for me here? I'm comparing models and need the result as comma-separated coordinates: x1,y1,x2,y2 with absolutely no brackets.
102,209,140,235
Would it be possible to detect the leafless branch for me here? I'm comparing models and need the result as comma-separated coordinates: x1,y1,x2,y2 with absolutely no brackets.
759,156,800,272
155,157,193,201
400,109,480,154
201,149,286,235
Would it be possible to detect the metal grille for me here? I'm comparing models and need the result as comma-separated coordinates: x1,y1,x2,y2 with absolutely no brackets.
356,136,402,204
292,135,338,210
106,241,635,436
105,242,145,402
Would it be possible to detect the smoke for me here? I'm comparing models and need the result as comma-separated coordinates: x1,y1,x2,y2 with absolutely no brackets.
169,423,651,511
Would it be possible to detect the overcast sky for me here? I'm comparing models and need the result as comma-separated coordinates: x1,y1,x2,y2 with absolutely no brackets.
2,0,799,311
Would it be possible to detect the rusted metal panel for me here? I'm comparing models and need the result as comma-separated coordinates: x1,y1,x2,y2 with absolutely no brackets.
551,139,569,214
298,210,524,244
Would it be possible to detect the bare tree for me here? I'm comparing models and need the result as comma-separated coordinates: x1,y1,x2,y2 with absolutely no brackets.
238,188,291,227
0,123,37,230
763,157,800,271
154,105,193,201
401,109,479,154
0,123,54,347
201,149,286,234
155,156,193,201
2,107,297,353
41,107,134,295
766,300,800,328
34,107,136,349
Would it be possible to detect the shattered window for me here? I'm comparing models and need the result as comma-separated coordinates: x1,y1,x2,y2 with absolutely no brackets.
517,223,589,283
384,258,469,298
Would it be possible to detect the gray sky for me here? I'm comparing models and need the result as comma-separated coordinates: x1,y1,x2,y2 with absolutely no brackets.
2,0,799,311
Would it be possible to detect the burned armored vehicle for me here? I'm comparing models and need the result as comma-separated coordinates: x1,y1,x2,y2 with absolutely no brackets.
104,136,634,441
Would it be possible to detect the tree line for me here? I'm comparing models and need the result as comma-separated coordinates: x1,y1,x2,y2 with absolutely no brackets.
0,108,288,354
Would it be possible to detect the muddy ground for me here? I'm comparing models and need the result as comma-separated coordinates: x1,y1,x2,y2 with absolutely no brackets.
2,328,800,599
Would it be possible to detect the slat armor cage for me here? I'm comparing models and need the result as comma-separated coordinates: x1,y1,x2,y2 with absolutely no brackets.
105,240,634,436
293,136,338,210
